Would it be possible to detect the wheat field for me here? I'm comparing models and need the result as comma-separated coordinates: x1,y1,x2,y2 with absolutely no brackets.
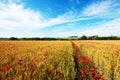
0,41,119,80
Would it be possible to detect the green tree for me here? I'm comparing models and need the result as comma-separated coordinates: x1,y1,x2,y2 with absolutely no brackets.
80,35,87,40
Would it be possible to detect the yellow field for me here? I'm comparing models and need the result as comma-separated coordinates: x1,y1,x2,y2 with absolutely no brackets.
74,40,120,80
0,41,75,80
0,41,120,80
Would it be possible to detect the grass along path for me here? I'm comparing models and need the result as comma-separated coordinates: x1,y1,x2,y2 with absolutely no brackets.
71,42,105,80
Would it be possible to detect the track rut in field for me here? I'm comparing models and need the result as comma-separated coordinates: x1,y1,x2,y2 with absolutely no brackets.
71,41,106,80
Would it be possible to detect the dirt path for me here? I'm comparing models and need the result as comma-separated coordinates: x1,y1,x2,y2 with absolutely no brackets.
71,41,106,80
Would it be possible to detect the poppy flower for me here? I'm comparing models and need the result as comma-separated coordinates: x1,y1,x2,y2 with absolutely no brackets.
89,72,93,77
5,65,10,71
92,68,98,73
84,56,90,64
95,73,100,78
83,78,86,80
84,66,87,72
79,70,84,76
99,77,105,80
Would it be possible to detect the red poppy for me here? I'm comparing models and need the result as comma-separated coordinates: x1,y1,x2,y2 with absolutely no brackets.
84,66,87,72
5,65,10,71
79,70,84,76
95,73,100,78
92,68,98,73
89,72,93,77
83,78,86,80
99,78,105,80
84,56,90,64
92,78,95,80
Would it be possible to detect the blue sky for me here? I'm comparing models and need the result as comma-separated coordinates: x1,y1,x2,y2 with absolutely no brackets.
0,0,120,37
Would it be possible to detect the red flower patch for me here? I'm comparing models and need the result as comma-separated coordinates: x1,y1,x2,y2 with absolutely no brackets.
5,65,10,71
79,70,84,76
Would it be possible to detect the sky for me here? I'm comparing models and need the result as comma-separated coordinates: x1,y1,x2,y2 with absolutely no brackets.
0,0,120,37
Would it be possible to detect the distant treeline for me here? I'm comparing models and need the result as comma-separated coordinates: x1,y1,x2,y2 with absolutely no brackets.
0,35,120,40
78,35,120,40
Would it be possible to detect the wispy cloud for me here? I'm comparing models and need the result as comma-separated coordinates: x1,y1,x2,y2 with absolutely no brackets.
57,32,72,37
82,0,120,18
0,2,45,30
0,0,120,37
77,18,120,36
68,0,120,36
0,2,91,30
82,1,110,16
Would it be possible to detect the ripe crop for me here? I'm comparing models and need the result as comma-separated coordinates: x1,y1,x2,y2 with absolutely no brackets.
0,40,119,80
74,40,120,80
0,41,75,79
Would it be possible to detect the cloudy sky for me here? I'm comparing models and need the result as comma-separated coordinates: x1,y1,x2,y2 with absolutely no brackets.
0,0,120,37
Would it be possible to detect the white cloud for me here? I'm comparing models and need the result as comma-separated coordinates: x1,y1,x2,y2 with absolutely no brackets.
57,32,72,37
55,18,120,37
82,0,120,18
0,0,120,37
53,23,74,32
0,2,91,30
83,1,109,16
77,19,120,36
78,0,120,36
0,3,45,30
